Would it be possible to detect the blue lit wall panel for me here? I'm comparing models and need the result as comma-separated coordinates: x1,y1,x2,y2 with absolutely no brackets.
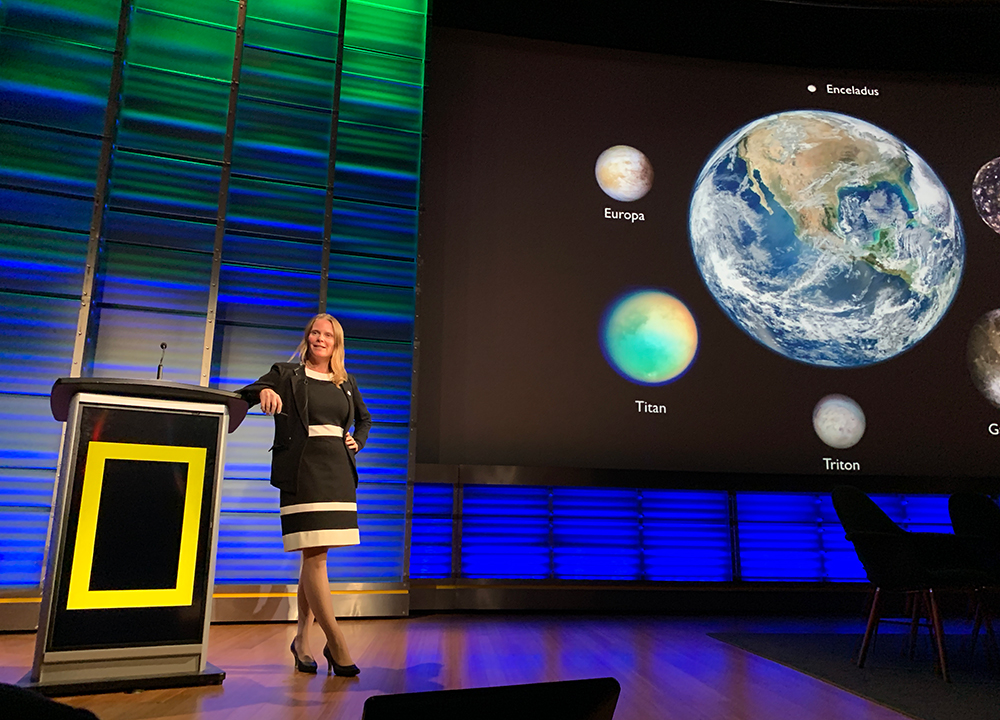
642,489,732,581
355,425,409,483
461,486,551,579
551,488,641,580
0,187,92,231
216,264,321,327
232,99,332,186
0,508,49,587
0,226,88,297
345,339,413,425
99,243,212,312
225,176,325,239
213,323,303,390
0,468,56,509
107,151,222,220
330,199,417,259
329,253,416,288
872,493,951,532
223,415,274,481
220,478,274,514
90,308,206,385
0,34,113,134
0,293,78,395
214,513,296,583
0,394,62,470
410,483,453,579
221,234,323,273
329,123,421,206
325,279,415,343
102,210,216,253
0,125,101,196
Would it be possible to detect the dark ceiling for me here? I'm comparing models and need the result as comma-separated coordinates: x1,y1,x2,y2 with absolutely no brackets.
428,0,1000,75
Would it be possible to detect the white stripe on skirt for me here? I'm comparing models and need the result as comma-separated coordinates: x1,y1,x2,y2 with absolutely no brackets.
308,424,344,437
283,528,360,552
280,501,357,516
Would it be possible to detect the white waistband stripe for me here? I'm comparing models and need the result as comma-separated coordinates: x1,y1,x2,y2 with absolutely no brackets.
308,424,344,437
280,501,357,516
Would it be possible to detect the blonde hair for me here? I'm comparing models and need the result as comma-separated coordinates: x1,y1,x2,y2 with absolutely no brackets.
294,313,348,385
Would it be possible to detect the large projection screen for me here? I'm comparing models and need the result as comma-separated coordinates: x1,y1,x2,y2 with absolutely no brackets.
417,26,1000,491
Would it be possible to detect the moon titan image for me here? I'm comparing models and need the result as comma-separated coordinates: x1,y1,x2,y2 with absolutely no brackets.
690,110,964,367
968,309,1000,408
601,290,698,385
595,145,654,202
813,394,866,449
973,157,1000,235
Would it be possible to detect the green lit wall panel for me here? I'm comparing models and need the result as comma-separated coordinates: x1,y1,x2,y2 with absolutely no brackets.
342,46,423,85
343,1,425,58
108,151,222,220
330,199,417,259
328,253,415,287
339,71,422,132
0,125,101,196
136,0,239,29
90,308,206,384
244,15,337,60
232,99,332,185
331,123,420,206
247,0,341,34
239,46,336,110
103,211,216,252
0,226,88,297
126,8,238,81
226,176,325,238
0,0,120,47
0,33,113,134
98,243,212,312
0,294,77,395
325,279,414,342
117,66,231,160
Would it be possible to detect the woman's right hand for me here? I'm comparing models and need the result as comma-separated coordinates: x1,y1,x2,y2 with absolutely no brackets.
259,388,283,415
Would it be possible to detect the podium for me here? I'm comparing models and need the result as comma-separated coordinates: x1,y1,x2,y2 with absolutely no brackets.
22,378,248,696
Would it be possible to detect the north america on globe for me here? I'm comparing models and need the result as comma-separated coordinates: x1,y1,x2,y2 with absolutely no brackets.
689,110,964,367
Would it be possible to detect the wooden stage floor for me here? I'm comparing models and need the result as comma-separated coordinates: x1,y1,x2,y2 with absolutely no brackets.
0,615,907,720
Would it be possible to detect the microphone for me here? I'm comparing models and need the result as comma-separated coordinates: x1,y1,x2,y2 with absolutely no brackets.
156,342,167,380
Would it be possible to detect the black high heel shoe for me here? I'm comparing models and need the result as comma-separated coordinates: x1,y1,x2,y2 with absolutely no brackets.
290,640,318,674
323,645,360,677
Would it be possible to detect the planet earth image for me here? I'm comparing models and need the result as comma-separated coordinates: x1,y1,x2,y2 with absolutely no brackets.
973,157,1000,234
595,145,653,202
967,309,1000,407
813,394,866,449
600,289,698,385
689,110,964,367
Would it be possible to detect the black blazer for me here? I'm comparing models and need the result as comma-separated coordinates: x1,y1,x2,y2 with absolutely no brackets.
237,362,372,492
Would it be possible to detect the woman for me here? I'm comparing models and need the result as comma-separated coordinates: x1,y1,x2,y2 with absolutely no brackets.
238,313,371,677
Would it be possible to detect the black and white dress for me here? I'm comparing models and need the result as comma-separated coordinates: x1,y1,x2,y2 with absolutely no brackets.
277,367,360,551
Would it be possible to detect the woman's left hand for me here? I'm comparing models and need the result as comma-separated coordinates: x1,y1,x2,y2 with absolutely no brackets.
344,432,359,452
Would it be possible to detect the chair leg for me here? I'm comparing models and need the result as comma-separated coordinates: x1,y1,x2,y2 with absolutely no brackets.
858,586,882,668
926,588,950,683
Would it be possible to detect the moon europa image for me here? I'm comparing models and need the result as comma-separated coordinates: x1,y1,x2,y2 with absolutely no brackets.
601,290,698,385
595,145,654,202
968,309,1000,407
973,157,1000,235
690,110,964,368
813,394,866,449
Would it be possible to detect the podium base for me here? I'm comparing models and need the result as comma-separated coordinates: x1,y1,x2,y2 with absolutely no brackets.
17,662,225,697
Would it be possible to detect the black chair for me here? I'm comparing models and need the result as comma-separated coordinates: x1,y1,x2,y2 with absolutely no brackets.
948,491,1000,656
832,485,989,681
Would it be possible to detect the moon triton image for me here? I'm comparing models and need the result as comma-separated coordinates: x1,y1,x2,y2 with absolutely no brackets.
973,157,1000,235
595,145,654,202
813,394,866,449
601,290,698,385
690,110,965,367
968,309,1000,408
